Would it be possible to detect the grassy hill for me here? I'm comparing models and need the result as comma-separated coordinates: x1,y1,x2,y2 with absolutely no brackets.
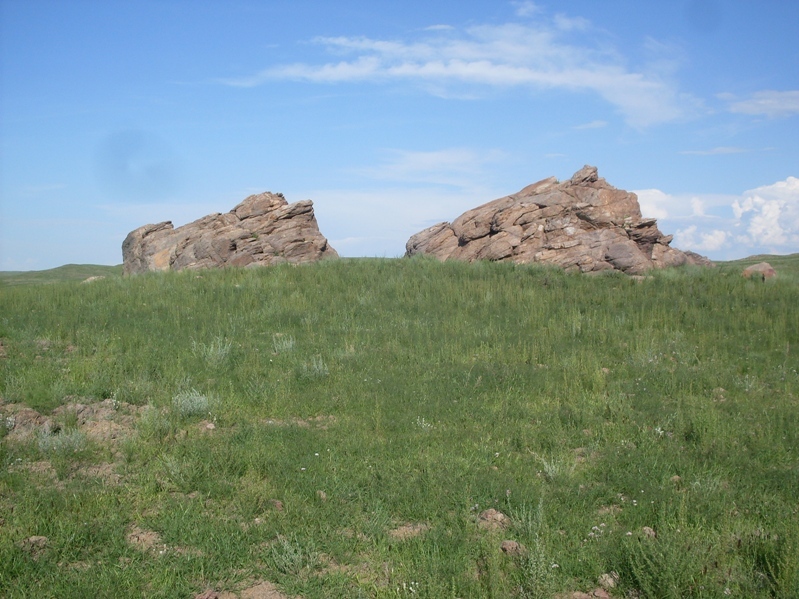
1,256,797,597
716,253,799,279
0,264,123,287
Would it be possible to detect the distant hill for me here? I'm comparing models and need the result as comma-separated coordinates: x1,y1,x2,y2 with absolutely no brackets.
715,253,799,279
0,264,123,286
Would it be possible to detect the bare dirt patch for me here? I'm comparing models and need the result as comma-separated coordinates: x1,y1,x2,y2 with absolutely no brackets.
2,405,47,442
241,581,296,599
126,525,164,554
18,535,49,559
74,462,122,485
388,522,430,540
261,415,336,430
1,398,143,445
125,524,203,558
53,398,143,442
194,580,298,599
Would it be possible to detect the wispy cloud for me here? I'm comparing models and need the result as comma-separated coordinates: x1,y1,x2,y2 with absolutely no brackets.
725,90,799,118
512,1,542,18
573,120,607,130
680,146,746,155
553,13,590,32
20,183,68,196
219,12,696,128
356,147,506,188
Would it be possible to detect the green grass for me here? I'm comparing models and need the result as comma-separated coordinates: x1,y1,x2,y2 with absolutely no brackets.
716,253,799,280
0,264,123,287
1,256,797,598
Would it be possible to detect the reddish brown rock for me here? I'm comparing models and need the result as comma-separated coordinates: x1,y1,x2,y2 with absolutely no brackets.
742,262,777,280
406,166,710,275
500,540,526,555
122,192,338,274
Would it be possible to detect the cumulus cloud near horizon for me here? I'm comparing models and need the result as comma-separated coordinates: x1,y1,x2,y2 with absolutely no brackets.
635,176,799,259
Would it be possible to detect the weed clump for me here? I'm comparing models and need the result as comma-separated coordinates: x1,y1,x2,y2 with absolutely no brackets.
172,388,216,419
36,427,87,454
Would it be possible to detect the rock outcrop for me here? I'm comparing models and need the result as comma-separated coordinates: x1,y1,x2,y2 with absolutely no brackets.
405,166,709,274
122,192,338,274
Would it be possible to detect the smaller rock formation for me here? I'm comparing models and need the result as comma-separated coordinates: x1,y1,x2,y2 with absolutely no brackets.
122,192,337,274
742,262,777,280
406,166,709,274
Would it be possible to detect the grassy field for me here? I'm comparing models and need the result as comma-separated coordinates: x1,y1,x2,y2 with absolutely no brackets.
0,265,123,287
1,255,797,598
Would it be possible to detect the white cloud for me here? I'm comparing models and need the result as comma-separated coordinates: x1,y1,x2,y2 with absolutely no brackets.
513,1,542,17
727,90,799,118
673,225,728,252
221,14,695,128
635,189,671,220
732,177,799,248
690,197,705,216
635,176,799,259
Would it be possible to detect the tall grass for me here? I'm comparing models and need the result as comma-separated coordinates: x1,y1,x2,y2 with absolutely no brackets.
0,256,797,597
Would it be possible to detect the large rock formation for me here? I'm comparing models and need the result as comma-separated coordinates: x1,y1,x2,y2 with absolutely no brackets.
405,166,709,274
123,192,337,274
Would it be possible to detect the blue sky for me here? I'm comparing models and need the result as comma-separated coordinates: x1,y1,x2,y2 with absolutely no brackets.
1,0,797,270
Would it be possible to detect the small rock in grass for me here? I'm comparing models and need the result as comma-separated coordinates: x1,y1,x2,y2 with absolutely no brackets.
478,508,509,530
742,262,776,280
598,571,619,589
500,540,525,555
642,526,657,538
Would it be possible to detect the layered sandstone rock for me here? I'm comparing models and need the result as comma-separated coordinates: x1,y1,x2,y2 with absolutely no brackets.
122,192,337,274
405,166,709,274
